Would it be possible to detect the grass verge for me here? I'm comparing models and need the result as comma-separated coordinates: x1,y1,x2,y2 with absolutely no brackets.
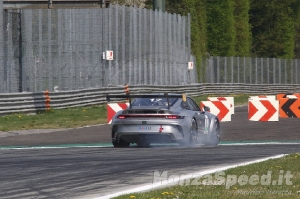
0,94,249,132
113,153,300,199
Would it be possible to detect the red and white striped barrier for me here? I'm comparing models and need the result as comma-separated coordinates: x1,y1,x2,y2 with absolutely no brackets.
208,97,234,114
249,95,276,100
248,99,279,121
107,103,129,124
200,101,231,122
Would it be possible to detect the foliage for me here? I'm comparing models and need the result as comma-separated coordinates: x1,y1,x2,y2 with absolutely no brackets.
294,6,300,58
110,0,148,7
206,0,236,56
250,0,300,59
233,0,251,57
112,0,300,68
186,0,207,82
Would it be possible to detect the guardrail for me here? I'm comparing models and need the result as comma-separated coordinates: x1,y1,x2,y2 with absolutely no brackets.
1,83,300,115
2,0,110,9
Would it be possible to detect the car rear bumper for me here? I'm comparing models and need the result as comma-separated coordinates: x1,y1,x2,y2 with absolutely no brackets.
113,132,180,144
112,123,187,143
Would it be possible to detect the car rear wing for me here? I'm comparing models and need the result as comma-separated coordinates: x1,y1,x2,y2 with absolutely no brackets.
106,93,186,109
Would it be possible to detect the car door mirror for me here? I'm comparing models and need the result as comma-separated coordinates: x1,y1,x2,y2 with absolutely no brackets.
203,106,210,112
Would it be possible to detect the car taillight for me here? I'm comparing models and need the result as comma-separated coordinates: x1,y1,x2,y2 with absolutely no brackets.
117,115,126,119
165,115,185,119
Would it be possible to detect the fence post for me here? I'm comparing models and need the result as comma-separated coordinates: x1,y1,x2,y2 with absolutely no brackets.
267,58,269,84
231,56,233,83
261,58,263,84
18,10,23,92
138,7,142,85
0,0,3,92
44,90,51,111
217,56,220,83
237,57,240,83
122,6,126,85
105,7,112,84
273,58,276,84
285,59,287,84
0,0,7,93
129,6,133,85
224,57,227,83
296,59,298,84
243,57,246,84
255,57,258,84
133,6,137,85
291,59,293,84
250,58,252,84
279,59,281,84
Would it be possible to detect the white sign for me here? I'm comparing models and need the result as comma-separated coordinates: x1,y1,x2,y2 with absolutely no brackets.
106,51,113,60
188,62,193,70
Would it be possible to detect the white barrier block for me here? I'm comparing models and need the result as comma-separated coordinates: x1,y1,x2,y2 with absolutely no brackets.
248,99,279,122
200,101,231,122
208,97,234,114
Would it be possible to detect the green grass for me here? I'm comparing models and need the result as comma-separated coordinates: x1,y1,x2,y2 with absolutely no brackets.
113,153,300,199
0,106,107,132
0,94,249,132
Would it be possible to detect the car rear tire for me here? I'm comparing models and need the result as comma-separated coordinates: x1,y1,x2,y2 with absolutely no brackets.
189,118,198,146
178,118,198,147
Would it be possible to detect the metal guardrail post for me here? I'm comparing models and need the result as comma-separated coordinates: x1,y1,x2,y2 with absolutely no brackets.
0,0,3,93
44,90,51,111
124,84,129,102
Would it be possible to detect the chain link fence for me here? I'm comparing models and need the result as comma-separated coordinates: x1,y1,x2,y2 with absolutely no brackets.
206,56,300,84
0,4,197,93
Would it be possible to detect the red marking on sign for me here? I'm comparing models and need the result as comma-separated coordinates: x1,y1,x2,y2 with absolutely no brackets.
212,101,230,121
107,103,129,123
260,100,277,121
107,104,116,123
119,103,128,110
248,101,258,120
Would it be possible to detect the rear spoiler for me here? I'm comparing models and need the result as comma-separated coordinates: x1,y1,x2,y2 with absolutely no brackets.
106,93,186,109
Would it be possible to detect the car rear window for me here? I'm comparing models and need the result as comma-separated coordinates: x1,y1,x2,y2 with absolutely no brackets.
132,98,179,107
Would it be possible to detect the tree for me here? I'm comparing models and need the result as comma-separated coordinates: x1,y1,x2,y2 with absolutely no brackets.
206,0,236,56
233,0,251,57
250,0,299,59
293,4,300,58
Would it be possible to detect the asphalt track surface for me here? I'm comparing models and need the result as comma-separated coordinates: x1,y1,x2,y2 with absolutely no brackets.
0,106,300,199
1,145,300,199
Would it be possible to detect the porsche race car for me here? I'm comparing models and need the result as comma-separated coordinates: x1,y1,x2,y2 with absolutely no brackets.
106,93,220,147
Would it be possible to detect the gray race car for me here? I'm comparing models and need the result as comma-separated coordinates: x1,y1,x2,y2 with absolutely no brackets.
107,93,220,147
